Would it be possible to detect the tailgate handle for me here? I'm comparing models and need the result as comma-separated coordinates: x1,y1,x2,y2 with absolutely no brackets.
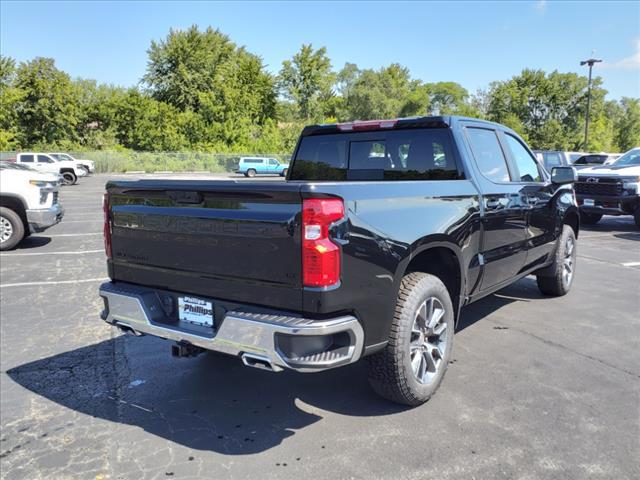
167,191,203,204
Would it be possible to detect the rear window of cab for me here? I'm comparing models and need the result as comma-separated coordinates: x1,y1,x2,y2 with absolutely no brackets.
290,128,464,181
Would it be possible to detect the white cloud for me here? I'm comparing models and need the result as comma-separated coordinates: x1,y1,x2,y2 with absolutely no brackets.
602,39,640,70
534,0,547,13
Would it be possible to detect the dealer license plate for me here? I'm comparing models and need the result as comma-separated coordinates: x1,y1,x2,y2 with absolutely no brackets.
583,198,595,207
178,296,214,327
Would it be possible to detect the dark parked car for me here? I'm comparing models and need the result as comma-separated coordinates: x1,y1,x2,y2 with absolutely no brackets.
99,116,580,406
572,153,618,169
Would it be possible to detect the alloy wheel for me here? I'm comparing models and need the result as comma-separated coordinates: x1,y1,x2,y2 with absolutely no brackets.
410,297,448,384
563,236,575,286
0,216,13,244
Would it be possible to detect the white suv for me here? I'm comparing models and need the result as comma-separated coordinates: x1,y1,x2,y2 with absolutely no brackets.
0,162,64,250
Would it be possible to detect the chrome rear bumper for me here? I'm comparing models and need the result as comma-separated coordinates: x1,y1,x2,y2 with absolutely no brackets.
99,282,364,372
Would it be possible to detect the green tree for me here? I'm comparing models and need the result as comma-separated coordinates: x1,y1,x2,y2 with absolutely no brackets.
341,63,425,120
486,69,612,150
144,26,275,116
426,82,474,115
143,25,235,111
278,44,335,121
613,97,640,151
113,89,187,151
13,57,79,146
73,79,128,149
143,25,276,148
0,55,23,149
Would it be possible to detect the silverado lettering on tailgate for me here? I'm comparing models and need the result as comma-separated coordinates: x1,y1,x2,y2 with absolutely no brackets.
112,211,291,238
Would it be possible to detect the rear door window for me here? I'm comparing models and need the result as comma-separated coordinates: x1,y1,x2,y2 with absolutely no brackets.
20,154,34,163
290,128,462,181
466,128,511,182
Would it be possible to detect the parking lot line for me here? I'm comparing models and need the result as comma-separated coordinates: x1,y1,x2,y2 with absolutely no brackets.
621,261,640,267
45,233,102,237
52,220,102,223
0,277,108,288
0,249,103,257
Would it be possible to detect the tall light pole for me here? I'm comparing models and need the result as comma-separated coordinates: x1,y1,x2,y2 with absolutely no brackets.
580,57,602,150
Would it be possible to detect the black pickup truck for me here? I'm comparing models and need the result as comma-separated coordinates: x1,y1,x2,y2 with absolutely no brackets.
99,116,579,406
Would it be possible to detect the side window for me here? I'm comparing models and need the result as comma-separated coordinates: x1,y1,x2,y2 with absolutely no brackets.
466,128,511,182
20,154,34,163
37,155,54,163
544,152,563,169
504,135,542,182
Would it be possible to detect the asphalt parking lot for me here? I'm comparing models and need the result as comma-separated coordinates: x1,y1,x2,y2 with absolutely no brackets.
1,174,639,480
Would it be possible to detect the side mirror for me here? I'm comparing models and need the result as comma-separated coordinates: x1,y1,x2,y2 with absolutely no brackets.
551,166,577,185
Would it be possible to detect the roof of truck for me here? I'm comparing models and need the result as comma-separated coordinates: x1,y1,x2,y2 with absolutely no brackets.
301,115,506,136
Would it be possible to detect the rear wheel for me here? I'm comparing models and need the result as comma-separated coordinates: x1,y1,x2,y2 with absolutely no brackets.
580,212,602,225
62,171,77,185
536,225,577,296
246,169,256,178
0,207,25,251
281,168,288,177
367,272,454,406
634,207,640,229
79,165,90,175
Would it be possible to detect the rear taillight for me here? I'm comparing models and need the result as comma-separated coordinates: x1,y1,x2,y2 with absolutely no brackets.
103,193,112,259
302,198,344,287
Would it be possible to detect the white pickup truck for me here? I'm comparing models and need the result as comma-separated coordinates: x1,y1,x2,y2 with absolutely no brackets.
10,153,87,185
0,162,64,250
574,147,640,228
48,152,95,174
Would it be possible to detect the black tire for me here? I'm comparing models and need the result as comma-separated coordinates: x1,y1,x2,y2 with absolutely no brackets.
246,169,256,178
580,212,602,225
634,207,640,229
367,272,454,406
62,171,77,185
536,225,577,296
281,168,288,177
0,207,25,251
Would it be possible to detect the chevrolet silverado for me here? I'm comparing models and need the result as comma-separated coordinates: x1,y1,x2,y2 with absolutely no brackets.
99,116,580,406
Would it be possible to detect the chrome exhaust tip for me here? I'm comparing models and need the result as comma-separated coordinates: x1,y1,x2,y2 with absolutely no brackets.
241,353,281,372
115,322,143,337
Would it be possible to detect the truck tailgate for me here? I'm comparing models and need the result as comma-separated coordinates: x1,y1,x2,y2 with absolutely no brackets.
106,180,303,311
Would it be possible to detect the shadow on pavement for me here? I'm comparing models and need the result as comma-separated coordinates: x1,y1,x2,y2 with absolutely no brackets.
7,335,407,455
6,276,545,455
456,276,543,331
614,232,640,241
14,236,52,249
581,216,637,234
